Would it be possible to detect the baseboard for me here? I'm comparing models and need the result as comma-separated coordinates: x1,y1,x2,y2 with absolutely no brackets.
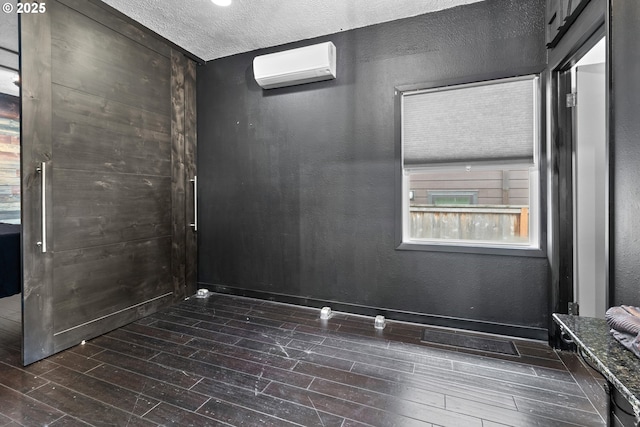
197,283,548,341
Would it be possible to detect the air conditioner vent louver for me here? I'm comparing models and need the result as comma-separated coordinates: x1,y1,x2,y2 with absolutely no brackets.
253,42,336,89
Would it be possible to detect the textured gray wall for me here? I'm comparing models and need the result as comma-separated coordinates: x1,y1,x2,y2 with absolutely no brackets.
611,0,640,307
197,0,549,337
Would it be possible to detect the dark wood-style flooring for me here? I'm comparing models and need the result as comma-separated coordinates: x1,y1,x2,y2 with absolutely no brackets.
0,294,20,348
0,293,607,426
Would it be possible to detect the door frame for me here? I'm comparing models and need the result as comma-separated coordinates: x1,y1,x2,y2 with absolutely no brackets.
546,0,610,345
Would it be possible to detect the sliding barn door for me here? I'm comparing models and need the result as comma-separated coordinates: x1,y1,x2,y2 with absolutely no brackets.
20,0,197,365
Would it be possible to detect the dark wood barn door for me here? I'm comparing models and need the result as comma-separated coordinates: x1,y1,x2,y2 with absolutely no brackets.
20,0,197,365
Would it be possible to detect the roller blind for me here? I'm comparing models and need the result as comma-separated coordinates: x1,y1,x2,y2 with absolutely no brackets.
402,76,536,167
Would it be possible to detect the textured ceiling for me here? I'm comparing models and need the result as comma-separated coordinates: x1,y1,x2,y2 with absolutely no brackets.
0,69,18,97
100,0,484,61
0,0,18,95
0,0,18,56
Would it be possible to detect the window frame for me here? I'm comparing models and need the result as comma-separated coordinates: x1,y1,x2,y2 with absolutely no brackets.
395,74,545,257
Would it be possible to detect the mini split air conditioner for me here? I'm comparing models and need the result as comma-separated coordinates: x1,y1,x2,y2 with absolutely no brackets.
253,42,336,89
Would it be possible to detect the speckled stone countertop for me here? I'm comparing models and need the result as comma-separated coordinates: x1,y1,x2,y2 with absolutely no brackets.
553,313,640,417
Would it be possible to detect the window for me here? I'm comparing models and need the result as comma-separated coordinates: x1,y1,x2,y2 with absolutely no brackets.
400,75,540,250
426,190,478,205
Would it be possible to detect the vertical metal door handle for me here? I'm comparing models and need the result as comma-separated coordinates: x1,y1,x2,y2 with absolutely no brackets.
190,176,197,231
36,162,47,253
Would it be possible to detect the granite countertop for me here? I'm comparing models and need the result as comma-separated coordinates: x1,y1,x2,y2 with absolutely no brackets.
553,313,640,417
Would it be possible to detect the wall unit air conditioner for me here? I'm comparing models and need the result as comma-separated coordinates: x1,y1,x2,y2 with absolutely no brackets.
253,41,336,89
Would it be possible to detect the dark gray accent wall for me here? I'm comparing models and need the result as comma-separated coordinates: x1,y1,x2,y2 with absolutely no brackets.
197,0,549,337
610,0,640,307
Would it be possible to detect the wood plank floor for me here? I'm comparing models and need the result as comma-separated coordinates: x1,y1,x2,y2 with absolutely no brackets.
0,294,20,350
0,293,607,426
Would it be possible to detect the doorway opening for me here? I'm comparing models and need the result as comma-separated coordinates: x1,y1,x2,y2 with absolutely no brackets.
570,37,607,318
0,4,21,352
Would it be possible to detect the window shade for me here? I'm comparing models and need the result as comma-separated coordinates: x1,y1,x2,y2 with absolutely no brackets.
402,76,536,167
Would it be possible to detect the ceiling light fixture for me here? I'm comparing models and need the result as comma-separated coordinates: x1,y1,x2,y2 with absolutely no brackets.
211,0,231,6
